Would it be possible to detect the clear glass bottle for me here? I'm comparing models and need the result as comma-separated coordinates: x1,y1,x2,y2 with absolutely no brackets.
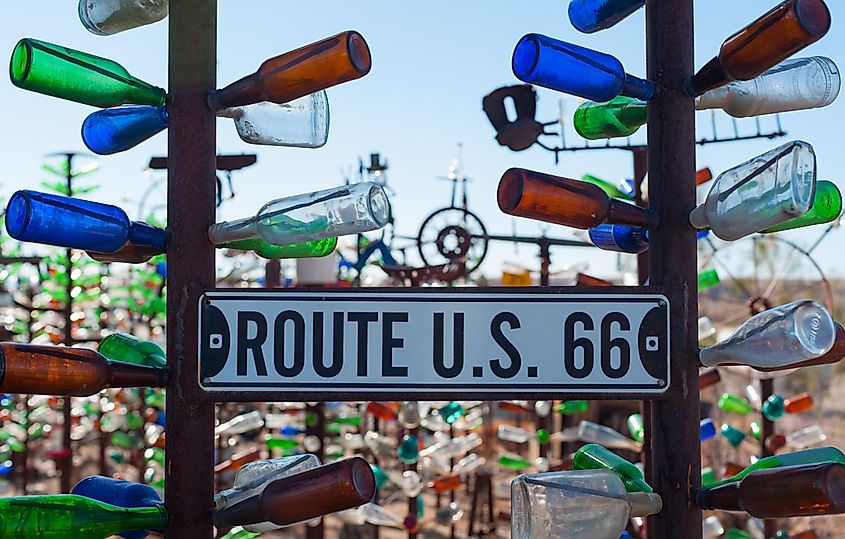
498,425,530,444
207,182,390,247
689,140,816,241
578,420,642,452
786,425,827,450
511,469,662,539
217,92,329,148
700,300,835,371
215,411,264,437
79,0,168,35
511,34,652,102
686,0,831,96
696,56,840,117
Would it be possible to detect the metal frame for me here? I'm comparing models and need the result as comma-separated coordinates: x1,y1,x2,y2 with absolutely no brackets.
162,1,702,536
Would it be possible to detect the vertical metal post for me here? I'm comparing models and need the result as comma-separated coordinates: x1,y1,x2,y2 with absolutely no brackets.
645,0,702,537
305,403,326,539
760,378,778,538
60,154,75,494
265,260,281,288
165,0,217,536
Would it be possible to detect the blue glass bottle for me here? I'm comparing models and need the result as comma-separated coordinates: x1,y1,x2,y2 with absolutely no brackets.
568,0,645,34
5,190,165,254
82,105,168,155
588,224,649,254
700,418,717,441
71,475,164,539
512,34,653,102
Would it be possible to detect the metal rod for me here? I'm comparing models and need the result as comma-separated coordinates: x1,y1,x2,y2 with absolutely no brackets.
164,0,217,535
60,153,75,494
305,402,326,539
760,378,778,538
644,0,701,536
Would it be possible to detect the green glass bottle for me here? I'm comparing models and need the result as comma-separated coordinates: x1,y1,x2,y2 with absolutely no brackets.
330,415,361,427
0,494,167,538
626,413,644,443
145,389,165,408
370,463,389,489
721,424,746,448
697,269,720,291
725,529,752,539
763,180,842,233
718,393,754,415
573,96,647,140
536,428,550,444
750,421,762,441
265,435,299,451
221,527,262,539
111,431,143,450
573,443,653,493
223,236,337,259
556,400,589,415
701,467,717,484
99,333,166,369
702,446,845,489
580,174,632,200
10,38,167,108
498,453,531,471
438,402,464,425
762,395,785,421
144,446,165,465
398,434,420,464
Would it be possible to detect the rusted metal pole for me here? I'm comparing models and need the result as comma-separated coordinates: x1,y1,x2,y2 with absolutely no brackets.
760,378,778,538
305,402,326,539
165,0,217,536
644,0,701,537
60,154,75,494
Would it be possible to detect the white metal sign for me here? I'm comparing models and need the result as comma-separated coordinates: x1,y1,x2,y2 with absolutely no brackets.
198,291,670,394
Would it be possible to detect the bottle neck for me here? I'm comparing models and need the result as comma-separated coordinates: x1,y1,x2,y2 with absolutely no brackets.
208,218,259,245
106,360,169,390
686,57,730,97
607,199,658,229
622,74,654,101
207,73,263,111
628,492,663,517
696,482,743,511
105,505,169,536
617,101,648,128
127,221,166,252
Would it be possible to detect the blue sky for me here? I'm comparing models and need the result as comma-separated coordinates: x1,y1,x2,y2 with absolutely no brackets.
1,1,843,280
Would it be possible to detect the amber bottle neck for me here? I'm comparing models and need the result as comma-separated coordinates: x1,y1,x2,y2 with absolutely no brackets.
686,57,730,97
106,360,169,389
696,482,742,511
207,73,262,111
607,199,659,229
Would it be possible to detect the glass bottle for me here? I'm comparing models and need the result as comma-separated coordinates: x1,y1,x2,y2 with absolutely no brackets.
454,453,486,475
700,418,717,441
557,401,589,415
699,368,721,389
696,56,840,117
589,224,649,254
79,0,168,35
704,446,845,488
686,0,831,96
438,402,464,424
88,244,163,264
763,395,786,421
786,425,827,450
573,443,652,492
359,503,405,527
697,168,714,185
223,236,337,260
0,494,167,537
576,273,613,286
701,467,717,485
578,421,642,452
216,411,264,437
750,420,763,440
498,425,530,444
721,424,746,447
428,474,462,493
98,333,166,369
212,457,375,529
10,38,166,107
82,105,168,156
5,190,165,255
697,461,845,517
499,453,532,471
0,342,167,396
512,34,653,102
217,92,329,148
574,97,647,140
700,315,718,345
785,393,814,414
626,414,644,443
214,454,320,532
207,182,390,247
703,515,725,539
214,448,262,474
690,140,816,240
762,179,842,233
700,300,835,371
221,527,261,539
398,434,420,464
697,269,720,291
766,434,788,453
71,475,163,539
580,174,633,200
718,393,755,415
498,168,657,230
512,469,662,539
366,402,396,422
208,31,371,111
567,0,645,34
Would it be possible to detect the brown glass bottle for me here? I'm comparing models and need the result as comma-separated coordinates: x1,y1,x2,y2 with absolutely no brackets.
697,462,845,518
208,31,372,111
785,392,814,414
497,168,657,229
687,0,831,96
214,448,262,474
212,457,375,528
87,244,162,264
0,343,168,396
699,368,721,389
575,273,613,287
